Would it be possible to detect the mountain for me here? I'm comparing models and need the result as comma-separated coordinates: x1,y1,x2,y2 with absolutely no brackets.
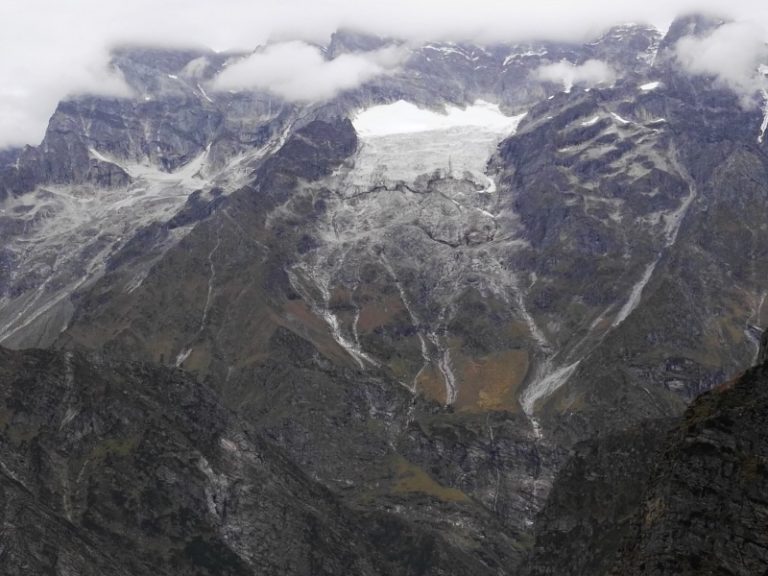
0,14,767,574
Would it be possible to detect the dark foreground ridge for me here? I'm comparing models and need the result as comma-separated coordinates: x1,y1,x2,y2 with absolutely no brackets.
2,340,768,574
0,346,502,576
528,347,768,576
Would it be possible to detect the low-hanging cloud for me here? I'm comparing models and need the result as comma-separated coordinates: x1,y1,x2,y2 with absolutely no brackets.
675,21,768,105
212,42,407,101
1,0,768,148
534,59,616,92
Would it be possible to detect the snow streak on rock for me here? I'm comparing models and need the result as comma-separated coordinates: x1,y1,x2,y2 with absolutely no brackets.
639,81,661,91
612,260,658,328
746,291,767,362
287,266,379,370
174,221,223,367
379,254,430,392
611,146,698,329
520,361,581,417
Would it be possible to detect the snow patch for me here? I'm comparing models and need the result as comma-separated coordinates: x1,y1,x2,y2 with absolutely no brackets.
88,147,112,164
197,82,214,103
611,112,631,125
503,49,547,66
349,101,525,188
612,258,658,327
423,44,467,59
580,116,601,127
175,348,192,367
640,81,661,91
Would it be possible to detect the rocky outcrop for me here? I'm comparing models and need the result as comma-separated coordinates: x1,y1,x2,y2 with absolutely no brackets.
510,17,768,444
613,360,768,575
528,350,768,576
526,422,672,575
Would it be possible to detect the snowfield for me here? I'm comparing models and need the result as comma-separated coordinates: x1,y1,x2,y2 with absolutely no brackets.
0,156,209,347
353,100,525,136
350,100,526,186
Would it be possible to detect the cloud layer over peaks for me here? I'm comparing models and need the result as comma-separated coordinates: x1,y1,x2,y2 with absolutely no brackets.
1,0,768,147
675,22,768,105
213,42,407,101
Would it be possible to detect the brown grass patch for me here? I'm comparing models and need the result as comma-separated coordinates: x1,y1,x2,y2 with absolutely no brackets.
356,295,405,333
416,365,448,405
454,348,529,412
392,456,469,502
280,300,355,366
643,496,666,528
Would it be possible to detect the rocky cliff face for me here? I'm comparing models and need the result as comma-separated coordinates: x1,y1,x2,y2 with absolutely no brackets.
526,421,672,576
614,361,768,575
528,349,768,576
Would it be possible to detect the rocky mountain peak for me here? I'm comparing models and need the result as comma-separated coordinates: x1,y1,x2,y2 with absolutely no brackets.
326,28,393,58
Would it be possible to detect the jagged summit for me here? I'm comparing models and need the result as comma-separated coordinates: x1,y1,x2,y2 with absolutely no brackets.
326,28,395,57
659,12,729,48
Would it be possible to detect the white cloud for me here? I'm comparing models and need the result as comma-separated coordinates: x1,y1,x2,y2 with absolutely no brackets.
0,0,767,148
213,42,407,101
534,59,616,92
675,22,768,104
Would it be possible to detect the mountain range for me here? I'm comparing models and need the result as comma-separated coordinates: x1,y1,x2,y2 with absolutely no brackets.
1,13,767,575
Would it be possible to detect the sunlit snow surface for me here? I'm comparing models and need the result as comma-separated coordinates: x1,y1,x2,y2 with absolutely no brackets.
353,100,525,136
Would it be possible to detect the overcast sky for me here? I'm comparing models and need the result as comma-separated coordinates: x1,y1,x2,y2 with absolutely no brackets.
0,0,767,148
